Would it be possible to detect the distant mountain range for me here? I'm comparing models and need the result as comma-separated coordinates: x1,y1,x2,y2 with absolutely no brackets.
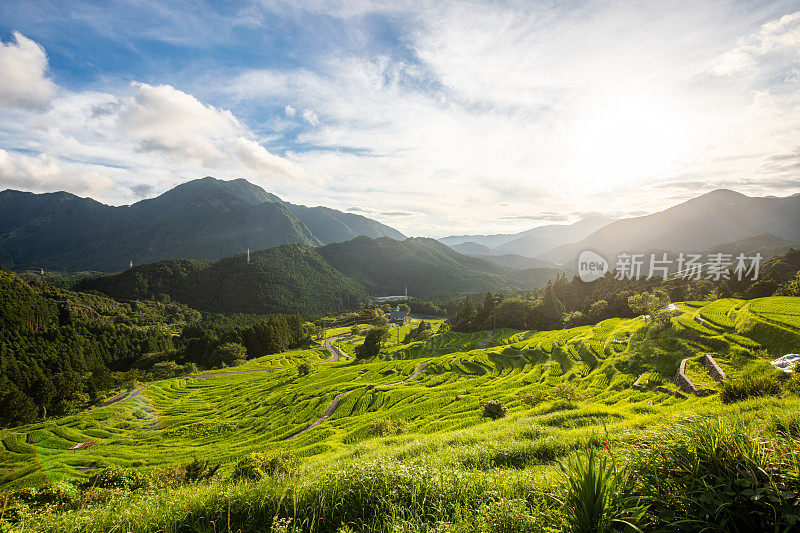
543,190,800,266
440,217,615,260
2,177,798,301
0,177,405,272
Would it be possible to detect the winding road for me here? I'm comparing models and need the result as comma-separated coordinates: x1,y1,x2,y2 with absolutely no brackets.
479,330,495,348
324,335,348,361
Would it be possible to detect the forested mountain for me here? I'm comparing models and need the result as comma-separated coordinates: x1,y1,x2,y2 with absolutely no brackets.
701,233,798,260
544,190,800,266
79,236,563,310
317,237,515,297
285,203,406,243
0,177,404,272
78,245,371,316
0,267,195,426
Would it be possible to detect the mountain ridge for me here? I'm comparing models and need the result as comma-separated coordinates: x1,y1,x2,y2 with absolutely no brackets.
543,190,800,266
0,177,405,272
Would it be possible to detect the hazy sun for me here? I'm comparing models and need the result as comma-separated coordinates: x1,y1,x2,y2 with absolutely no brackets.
569,88,693,190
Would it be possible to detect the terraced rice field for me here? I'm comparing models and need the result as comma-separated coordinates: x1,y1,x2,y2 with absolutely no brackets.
2,297,798,490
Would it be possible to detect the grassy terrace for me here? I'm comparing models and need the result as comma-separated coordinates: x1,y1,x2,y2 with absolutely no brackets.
1,297,799,531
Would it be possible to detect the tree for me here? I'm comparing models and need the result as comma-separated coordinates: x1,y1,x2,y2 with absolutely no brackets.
539,282,566,329
355,327,389,359
776,271,800,296
297,362,311,376
588,300,609,322
215,342,247,366
481,399,507,420
0,386,38,427
450,295,477,332
302,321,322,341
474,292,495,330
627,290,670,322
494,298,536,330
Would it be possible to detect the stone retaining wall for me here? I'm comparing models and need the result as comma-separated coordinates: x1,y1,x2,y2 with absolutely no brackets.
656,386,688,399
675,358,700,394
702,354,728,382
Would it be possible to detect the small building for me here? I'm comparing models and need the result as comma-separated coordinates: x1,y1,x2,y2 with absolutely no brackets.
388,305,408,325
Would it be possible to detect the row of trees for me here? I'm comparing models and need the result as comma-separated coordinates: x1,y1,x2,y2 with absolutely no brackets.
448,249,800,334
449,285,565,332
178,314,311,368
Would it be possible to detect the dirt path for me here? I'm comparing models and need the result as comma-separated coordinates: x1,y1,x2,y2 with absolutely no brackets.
286,390,353,440
385,361,429,386
479,330,495,348
284,360,430,440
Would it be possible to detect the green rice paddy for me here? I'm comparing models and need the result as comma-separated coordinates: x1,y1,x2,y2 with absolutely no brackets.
1,297,798,497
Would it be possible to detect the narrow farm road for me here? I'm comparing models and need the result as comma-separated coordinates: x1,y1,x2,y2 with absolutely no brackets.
286,390,353,440
324,335,347,361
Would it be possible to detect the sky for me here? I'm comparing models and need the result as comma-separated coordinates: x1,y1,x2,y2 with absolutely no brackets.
0,1,799,237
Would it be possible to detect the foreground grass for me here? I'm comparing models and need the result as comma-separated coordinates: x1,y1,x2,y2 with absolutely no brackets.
8,397,800,532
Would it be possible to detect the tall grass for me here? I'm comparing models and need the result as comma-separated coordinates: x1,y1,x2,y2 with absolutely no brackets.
720,374,782,404
635,417,800,532
558,449,645,533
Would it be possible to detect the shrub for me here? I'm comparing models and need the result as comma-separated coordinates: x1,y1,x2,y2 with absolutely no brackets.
231,451,299,481
297,361,311,376
553,383,579,402
481,400,507,420
720,375,782,404
84,466,149,491
184,457,220,483
519,389,550,406
369,418,408,437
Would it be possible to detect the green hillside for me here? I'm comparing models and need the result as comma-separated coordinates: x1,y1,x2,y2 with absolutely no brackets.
77,245,371,316
318,236,514,297
2,296,799,531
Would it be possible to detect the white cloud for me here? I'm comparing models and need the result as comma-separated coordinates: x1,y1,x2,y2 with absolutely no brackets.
0,32,57,110
121,83,244,165
0,148,114,195
217,4,800,235
0,47,311,203
301,109,319,126
3,5,800,236
712,11,800,75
